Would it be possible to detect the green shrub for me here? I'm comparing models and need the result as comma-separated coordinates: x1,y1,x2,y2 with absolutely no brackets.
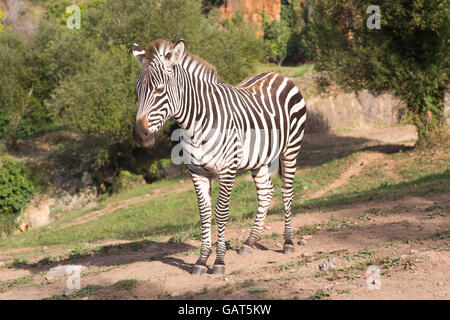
110,170,144,193
0,157,35,215
308,0,449,148
0,157,35,235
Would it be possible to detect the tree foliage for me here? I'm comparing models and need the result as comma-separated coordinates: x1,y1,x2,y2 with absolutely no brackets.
262,13,292,66
0,29,36,150
307,0,449,147
0,0,263,160
0,157,35,215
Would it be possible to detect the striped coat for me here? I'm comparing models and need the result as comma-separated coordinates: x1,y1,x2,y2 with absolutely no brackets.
132,40,306,275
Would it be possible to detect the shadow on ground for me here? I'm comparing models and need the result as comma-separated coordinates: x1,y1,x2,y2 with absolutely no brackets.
8,239,198,275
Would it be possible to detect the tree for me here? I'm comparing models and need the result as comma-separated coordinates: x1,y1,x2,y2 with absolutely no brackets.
308,0,449,148
262,14,292,66
48,45,140,155
0,29,35,150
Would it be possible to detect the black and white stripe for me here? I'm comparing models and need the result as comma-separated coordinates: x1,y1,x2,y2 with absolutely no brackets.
132,40,306,274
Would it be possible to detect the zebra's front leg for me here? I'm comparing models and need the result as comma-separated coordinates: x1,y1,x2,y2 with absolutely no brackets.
212,170,236,274
239,166,274,255
190,170,213,275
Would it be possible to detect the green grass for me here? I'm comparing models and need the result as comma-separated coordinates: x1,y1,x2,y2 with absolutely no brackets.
291,169,450,214
44,284,103,300
248,287,268,295
0,275,34,293
113,279,139,291
308,289,330,300
240,279,256,288
0,147,448,251
230,268,244,275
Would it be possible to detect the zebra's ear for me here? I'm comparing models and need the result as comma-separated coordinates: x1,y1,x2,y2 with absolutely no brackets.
165,39,185,68
132,43,146,66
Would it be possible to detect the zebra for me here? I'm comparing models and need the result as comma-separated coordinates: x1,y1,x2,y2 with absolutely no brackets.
132,39,306,275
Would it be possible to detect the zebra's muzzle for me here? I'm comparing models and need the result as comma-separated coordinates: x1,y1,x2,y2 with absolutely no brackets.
133,116,156,148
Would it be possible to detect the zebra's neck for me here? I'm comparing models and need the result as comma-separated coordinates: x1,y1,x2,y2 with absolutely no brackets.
179,54,221,84
173,54,227,135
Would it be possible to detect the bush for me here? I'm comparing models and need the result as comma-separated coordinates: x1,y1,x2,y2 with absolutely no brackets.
0,157,35,235
0,157,35,215
308,0,449,148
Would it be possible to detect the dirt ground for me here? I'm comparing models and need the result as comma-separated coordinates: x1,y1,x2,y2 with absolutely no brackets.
0,125,449,300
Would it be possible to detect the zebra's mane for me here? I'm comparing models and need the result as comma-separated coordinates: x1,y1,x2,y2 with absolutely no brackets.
144,40,222,83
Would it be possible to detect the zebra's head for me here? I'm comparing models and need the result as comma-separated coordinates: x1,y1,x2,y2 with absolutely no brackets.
132,40,186,148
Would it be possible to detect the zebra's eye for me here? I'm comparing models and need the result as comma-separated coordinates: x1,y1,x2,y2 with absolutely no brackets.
154,86,164,94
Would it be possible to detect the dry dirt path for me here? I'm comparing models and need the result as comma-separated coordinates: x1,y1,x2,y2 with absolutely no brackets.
2,124,448,300
1,193,448,300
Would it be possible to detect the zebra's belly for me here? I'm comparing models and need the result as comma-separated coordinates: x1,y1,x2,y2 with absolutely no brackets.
237,148,282,173
180,139,242,174
236,126,284,173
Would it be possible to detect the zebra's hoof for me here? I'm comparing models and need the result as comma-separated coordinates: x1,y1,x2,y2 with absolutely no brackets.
212,264,225,274
239,244,253,255
283,244,295,254
191,264,207,275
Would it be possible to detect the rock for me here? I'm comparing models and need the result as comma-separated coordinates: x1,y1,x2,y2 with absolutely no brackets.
301,252,312,262
274,243,282,249
170,292,180,297
297,239,307,246
220,0,282,25
264,225,272,231
319,261,336,271
0,261,5,267
410,249,418,255
16,195,55,233
224,278,229,282
82,297,89,300
306,89,407,133
301,235,312,240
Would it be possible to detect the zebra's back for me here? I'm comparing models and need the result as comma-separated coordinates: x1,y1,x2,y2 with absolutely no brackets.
231,72,306,171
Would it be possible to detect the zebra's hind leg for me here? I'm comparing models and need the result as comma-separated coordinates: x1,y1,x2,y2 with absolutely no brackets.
239,166,274,255
280,153,299,254
190,169,213,275
212,169,236,274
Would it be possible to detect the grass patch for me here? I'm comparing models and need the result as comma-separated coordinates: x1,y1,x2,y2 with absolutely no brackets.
44,284,103,300
240,279,256,288
281,262,296,271
0,146,448,252
296,216,357,236
225,287,234,295
292,170,450,214
308,289,330,300
113,279,139,291
230,268,244,275
248,288,268,295
0,275,34,293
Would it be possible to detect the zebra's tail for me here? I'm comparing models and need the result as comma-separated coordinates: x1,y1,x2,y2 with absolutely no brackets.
278,158,282,179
